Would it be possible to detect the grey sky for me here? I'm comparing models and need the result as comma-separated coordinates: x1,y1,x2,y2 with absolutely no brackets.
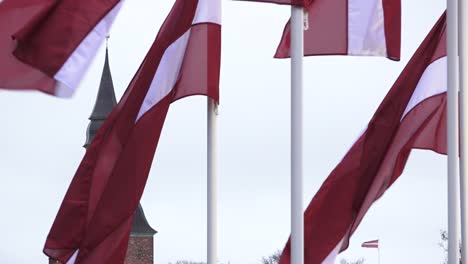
0,0,448,263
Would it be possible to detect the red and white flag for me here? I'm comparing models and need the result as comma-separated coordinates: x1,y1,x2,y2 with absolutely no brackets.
235,0,311,7
279,12,447,264
275,0,401,60
361,240,379,249
0,0,123,97
44,1,221,263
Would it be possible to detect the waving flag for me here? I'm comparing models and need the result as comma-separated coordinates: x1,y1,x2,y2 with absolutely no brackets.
44,0,221,263
275,0,401,60
0,0,123,97
279,12,447,264
361,240,379,248
235,0,311,7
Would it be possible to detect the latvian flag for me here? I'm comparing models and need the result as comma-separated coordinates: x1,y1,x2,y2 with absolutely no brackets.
361,240,379,249
279,11,447,264
235,0,311,7
275,0,401,60
44,0,221,263
0,0,124,97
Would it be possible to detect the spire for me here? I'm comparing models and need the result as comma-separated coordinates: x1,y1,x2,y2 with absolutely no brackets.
131,204,157,236
83,39,157,237
84,43,117,147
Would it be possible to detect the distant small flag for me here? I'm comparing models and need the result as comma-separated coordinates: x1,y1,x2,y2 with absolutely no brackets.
234,0,311,7
361,240,379,249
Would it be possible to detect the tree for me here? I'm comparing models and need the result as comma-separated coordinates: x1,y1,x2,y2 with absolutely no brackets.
260,250,364,264
340,258,365,264
168,261,232,264
168,261,206,264
261,250,281,264
439,230,462,264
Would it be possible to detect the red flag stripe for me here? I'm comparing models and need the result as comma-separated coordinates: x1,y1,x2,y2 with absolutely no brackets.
0,0,122,97
361,240,379,248
234,0,311,7
279,12,446,264
362,244,379,248
274,0,401,60
44,1,221,263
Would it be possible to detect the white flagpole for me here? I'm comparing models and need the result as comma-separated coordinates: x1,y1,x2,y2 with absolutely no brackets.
458,0,468,262
447,0,461,263
291,6,304,264
377,239,381,264
207,98,218,264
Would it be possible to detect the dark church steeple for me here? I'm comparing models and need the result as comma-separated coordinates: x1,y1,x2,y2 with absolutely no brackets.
131,204,157,236
84,41,156,237
84,42,117,148
49,38,157,264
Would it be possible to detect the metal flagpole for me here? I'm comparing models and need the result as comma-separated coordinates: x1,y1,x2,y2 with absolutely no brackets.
291,6,304,264
447,0,461,263
458,0,468,262
207,98,218,264
377,238,381,264
378,247,381,264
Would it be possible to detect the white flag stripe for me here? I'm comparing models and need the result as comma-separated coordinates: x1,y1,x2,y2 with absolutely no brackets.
136,30,191,121
402,56,447,119
348,0,387,56
321,238,345,264
137,0,222,121
53,1,124,97
65,250,78,264
194,0,222,25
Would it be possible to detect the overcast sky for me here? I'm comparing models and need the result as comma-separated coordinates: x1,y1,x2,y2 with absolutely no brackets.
0,1,449,263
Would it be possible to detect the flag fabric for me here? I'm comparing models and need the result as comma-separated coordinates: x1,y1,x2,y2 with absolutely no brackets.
275,0,401,60
279,12,447,264
361,240,379,249
234,0,311,7
43,0,221,263
0,0,123,97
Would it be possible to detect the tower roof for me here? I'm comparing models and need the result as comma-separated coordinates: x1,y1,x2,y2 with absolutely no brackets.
84,44,156,236
84,47,117,147
91,47,117,118
131,204,157,236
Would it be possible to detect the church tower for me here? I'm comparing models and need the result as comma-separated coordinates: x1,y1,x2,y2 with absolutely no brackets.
49,42,157,264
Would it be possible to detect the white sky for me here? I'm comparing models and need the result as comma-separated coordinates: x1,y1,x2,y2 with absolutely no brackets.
0,1,448,263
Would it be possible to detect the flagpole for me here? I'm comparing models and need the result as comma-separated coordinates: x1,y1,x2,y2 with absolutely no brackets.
378,246,381,264
458,0,468,262
207,98,218,264
447,0,461,263
378,238,381,264
291,6,304,264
